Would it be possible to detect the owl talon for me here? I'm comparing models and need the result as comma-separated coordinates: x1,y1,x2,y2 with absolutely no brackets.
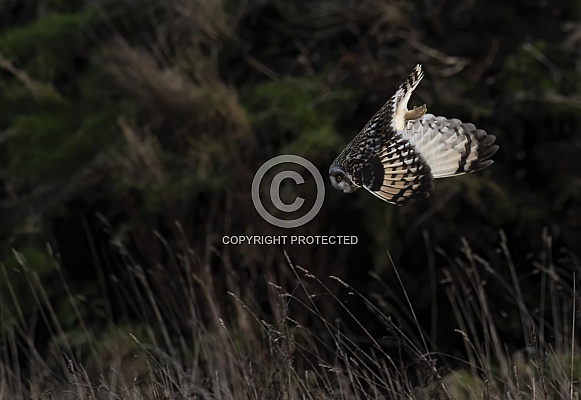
404,104,427,120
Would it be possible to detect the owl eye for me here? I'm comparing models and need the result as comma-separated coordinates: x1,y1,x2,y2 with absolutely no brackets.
336,175,342,182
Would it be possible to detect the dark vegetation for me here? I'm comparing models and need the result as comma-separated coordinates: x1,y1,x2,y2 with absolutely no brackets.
0,0,580,398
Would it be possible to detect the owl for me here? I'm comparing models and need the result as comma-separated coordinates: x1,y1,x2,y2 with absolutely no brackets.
329,64,498,205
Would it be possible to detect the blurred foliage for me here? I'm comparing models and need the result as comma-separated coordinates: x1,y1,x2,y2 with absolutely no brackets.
0,0,580,381
243,76,347,158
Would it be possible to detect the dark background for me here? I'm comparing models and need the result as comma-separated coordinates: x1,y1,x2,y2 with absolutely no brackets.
1,0,580,381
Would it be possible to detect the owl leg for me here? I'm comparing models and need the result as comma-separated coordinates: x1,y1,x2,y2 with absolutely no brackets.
404,104,427,120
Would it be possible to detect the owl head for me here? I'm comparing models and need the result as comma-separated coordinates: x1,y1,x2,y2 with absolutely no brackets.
329,166,359,193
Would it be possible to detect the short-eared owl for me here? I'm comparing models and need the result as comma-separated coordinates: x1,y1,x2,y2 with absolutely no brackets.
329,64,498,205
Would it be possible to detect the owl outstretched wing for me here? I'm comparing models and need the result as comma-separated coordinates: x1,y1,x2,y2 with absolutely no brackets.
362,114,498,204
330,65,427,192
401,114,498,178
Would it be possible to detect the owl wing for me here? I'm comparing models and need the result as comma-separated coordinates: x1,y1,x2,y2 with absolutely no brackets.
401,114,498,178
355,133,434,205
333,66,432,205
356,114,498,205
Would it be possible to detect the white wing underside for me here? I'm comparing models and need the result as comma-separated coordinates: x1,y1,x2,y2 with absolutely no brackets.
401,113,495,178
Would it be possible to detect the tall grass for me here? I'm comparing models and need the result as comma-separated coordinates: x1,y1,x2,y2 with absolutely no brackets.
0,229,579,399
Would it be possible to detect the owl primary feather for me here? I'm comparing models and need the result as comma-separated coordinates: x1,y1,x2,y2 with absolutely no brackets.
329,64,498,205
